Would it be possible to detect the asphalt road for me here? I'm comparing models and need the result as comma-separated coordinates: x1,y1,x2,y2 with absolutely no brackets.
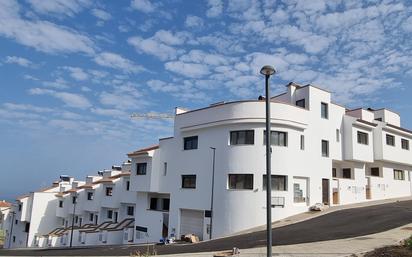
1,200,412,256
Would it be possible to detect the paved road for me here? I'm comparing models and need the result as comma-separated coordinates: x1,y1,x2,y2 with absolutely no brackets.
1,200,412,256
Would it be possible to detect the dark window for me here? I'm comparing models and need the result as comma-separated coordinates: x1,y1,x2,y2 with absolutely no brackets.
332,168,337,177
150,198,158,210
370,167,380,177
228,174,253,190
18,204,22,211
162,199,170,211
106,187,113,196
375,118,382,121
386,134,395,146
87,192,94,200
336,129,340,142
182,175,196,189
342,168,352,179
263,175,287,191
230,130,254,145
357,131,369,145
300,135,305,150
75,216,78,223
394,169,405,180
126,181,130,191
107,210,113,219
322,140,329,157
89,213,94,221
264,131,287,146
163,162,168,176
136,163,147,175
13,236,15,243
296,99,305,108
321,102,328,119
24,223,30,232
402,139,409,150
127,206,134,216
183,136,198,150
59,201,63,208
15,219,18,225
72,196,77,204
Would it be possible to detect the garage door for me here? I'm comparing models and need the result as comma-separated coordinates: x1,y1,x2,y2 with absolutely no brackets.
180,209,204,240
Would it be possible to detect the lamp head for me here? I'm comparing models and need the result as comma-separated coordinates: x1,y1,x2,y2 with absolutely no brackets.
260,65,276,76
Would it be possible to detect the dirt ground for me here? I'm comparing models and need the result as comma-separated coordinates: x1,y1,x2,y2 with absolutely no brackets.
363,245,412,257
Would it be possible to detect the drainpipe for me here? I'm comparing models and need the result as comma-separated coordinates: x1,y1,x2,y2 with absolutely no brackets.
209,147,216,240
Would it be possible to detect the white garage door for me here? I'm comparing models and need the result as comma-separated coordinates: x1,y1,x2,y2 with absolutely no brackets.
180,209,204,240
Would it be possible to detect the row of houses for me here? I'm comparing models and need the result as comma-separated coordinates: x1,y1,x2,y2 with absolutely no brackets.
1,82,412,249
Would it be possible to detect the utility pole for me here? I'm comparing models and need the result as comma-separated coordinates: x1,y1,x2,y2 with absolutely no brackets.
8,210,16,249
209,147,216,240
69,194,77,248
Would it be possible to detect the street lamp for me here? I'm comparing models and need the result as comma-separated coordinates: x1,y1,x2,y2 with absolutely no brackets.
260,65,276,257
69,193,78,248
209,147,216,240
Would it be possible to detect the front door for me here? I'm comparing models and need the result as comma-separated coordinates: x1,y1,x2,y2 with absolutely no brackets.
322,178,330,205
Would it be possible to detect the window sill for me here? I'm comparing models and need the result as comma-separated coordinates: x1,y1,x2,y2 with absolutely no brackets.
226,188,254,191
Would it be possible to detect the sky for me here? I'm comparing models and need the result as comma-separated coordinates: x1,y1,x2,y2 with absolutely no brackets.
1,0,412,201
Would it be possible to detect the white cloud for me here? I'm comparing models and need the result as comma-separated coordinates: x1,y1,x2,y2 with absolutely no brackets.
63,66,89,81
206,0,223,17
94,52,144,73
27,0,91,17
147,80,179,93
99,84,149,110
4,56,33,67
128,36,179,61
29,88,92,109
91,108,127,117
402,16,412,32
3,103,54,113
0,0,95,54
130,0,156,13
91,9,112,21
185,15,204,28
165,61,210,78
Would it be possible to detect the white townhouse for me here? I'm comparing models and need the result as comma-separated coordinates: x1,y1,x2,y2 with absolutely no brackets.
127,82,412,243
3,82,412,249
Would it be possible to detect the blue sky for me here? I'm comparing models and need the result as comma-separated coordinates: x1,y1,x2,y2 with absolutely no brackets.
1,0,412,201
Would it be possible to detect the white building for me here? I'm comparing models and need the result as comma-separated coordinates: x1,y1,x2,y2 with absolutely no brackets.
3,83,412,248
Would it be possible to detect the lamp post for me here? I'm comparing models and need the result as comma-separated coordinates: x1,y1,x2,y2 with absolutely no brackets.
260,65,276,257
209,147,216,240
69,193,77,248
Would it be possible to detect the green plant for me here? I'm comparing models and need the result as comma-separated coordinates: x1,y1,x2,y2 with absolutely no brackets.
405,235,412,250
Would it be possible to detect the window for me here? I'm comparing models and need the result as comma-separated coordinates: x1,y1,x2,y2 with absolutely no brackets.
106,187,113,196
18,204,22,211
75,216,78,224
228,174,253,190
342,168,352,179
332,168,337,178
163,162,168,176
136,163,147,175
183,136,198,150
126,181,130,191
386,134,395,146
264,131,287,146
127,206,134,216
87,192,94,200
150,198,158,210
181,175,196,189
402,139,409,150
162,199,170,211
300,135,305,150
89,213,94,222
321,140,329,157
13,236,15,243
262,175,287,191
107,210,113,219
336,129,340,142
357,131,369,145
321,102,328,119
370,167,380,177
72,196,77,204
375,118,382,121
296,99,305,108
15,219,18,225
293,183,306,203
59,201,63,208
394,169,405,180
230,130,254,145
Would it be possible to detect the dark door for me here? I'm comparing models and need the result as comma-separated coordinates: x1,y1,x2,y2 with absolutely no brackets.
114,212,118,223
322,179,330,205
